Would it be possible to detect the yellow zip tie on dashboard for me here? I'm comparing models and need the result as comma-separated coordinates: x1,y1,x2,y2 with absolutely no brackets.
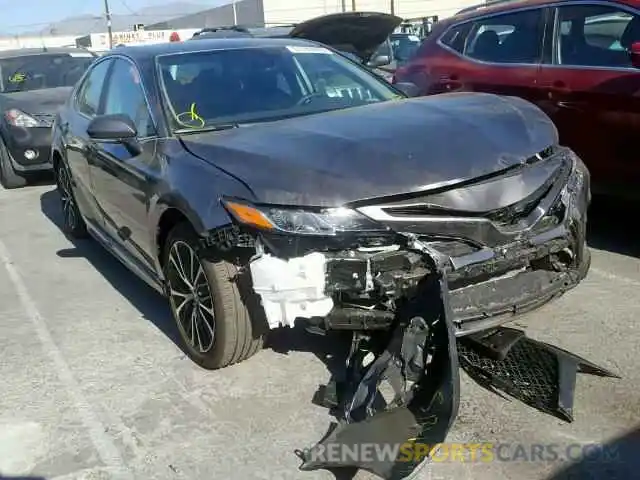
175,102,205,128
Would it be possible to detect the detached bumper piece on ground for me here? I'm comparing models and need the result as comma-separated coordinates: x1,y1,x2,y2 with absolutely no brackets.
295,277,618,480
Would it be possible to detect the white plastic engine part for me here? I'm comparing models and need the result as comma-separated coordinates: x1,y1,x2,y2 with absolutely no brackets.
249,252,334,329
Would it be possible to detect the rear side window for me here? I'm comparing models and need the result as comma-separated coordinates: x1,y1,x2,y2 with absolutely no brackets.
459,9,545,64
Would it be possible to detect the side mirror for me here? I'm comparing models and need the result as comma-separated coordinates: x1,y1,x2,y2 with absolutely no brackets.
630,41,640,68
367,55,391,68
394,82,420,97
87,114,141,156
87,114,137,140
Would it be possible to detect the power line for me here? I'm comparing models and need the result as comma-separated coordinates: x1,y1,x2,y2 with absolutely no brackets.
118,0,137,15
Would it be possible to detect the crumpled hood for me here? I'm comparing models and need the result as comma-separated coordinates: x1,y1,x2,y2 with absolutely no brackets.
181,92,558,207
0,86,73,114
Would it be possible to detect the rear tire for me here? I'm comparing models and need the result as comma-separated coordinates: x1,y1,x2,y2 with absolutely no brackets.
54,158,88,238
163,222,265,369
0,140,27,189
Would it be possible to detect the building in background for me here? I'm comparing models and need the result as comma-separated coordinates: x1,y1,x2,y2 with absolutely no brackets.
146,0,263,29
75,28,200,52
0,35,79,50
147,0,482,29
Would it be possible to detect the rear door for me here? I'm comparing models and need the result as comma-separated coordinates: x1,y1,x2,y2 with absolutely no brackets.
535,2,640,195
428,7,549,104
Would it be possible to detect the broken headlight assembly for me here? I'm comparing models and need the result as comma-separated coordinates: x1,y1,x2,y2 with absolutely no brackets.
222,199,389,235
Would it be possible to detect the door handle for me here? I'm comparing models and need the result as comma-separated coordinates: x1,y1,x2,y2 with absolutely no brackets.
544,81,572,95
440,75,462,91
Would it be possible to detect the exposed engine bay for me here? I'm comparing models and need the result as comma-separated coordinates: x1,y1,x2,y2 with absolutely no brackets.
211,147,618,479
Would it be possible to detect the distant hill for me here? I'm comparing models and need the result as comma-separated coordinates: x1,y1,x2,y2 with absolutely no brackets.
18,1,229,36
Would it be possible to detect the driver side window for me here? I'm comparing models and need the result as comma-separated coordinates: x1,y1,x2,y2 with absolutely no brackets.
76,59,112,117
102,58,156,138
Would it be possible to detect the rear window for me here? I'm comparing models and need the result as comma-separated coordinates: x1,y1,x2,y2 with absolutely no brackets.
0,52,95,93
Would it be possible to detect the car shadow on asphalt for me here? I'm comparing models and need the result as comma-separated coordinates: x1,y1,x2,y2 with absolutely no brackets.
38,189,185,354
547,424,640,480
587,195,639,258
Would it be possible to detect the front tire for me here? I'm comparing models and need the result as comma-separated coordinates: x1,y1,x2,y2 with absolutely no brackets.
163,222,265,369
0,140,26,189
54,159,88,238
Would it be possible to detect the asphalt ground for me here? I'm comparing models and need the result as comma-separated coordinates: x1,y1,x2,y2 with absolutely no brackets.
0,181,638,480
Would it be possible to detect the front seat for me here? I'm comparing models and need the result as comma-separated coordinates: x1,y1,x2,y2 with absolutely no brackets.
621,16,640,52
472,30,500,61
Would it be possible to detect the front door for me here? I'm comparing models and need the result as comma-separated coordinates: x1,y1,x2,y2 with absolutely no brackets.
89,57,161,271
63,57,113,229
536,2,640,195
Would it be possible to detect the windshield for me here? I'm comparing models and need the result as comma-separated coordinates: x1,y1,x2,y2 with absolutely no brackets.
0,53,95,93
390,35,422,62
157,44,400,131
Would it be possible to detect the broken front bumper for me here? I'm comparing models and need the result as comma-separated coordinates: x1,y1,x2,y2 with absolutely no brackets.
249,148,591,337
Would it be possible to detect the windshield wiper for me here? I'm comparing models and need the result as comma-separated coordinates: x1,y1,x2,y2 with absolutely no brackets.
175,123,240,135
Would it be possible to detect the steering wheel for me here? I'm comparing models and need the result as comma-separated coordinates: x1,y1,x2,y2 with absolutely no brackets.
295,92,326,106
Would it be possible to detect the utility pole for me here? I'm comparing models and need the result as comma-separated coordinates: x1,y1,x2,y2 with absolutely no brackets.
341,0,346,12
103,0,113,49
232,0,238,25
390,0,395,15
351,0,356,11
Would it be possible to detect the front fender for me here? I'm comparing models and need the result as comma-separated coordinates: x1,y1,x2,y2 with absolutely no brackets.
147,140,257,276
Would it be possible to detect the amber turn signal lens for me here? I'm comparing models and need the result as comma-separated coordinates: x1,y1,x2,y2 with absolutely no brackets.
224,201,275,230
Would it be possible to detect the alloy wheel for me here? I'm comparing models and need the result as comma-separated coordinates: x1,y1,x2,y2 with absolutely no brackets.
57,163,79,231
167,240,216,353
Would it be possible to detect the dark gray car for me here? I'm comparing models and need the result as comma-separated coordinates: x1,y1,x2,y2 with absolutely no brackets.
50,37,614,480
0,47,96,188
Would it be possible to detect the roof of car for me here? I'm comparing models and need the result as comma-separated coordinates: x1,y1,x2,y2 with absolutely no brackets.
105,37,324,60
453,0,640,21
0,47,94,59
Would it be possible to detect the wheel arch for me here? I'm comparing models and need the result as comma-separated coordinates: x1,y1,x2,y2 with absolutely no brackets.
156,206,194,265
151,195,245,279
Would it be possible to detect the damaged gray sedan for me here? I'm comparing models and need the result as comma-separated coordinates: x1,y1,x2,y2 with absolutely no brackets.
51,37,617,480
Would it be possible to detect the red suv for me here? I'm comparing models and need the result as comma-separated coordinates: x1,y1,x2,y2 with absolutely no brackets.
394,0,640,199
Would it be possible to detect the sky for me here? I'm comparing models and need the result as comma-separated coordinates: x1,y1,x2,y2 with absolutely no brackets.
0,0,216,34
